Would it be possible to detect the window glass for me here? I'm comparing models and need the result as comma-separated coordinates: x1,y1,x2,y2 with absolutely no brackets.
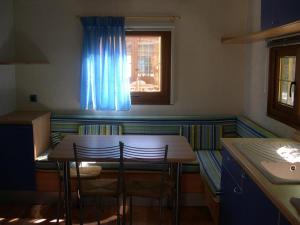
278,56,296,106
126,36,161,92
125,31,171,105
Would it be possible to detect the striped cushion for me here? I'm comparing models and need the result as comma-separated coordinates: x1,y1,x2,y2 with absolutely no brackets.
50,132,62,147
78,124,122,135
122,124,180,135
196,150,222,197
180,125,223,150
236,116,277,138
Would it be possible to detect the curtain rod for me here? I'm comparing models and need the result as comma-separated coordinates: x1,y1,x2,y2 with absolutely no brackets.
77,15,181,21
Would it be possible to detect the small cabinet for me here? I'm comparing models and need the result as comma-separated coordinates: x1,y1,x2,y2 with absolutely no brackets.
279,214,292,225
261,0,300,30
0,111,50,190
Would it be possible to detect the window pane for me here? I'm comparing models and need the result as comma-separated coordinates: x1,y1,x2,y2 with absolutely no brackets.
278,56,296,106
126,36,161,92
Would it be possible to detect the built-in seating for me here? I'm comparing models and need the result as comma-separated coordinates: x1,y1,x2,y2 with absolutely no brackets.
195,116,277,200
194,116,277,224
35,114,277,221
37,114,275,174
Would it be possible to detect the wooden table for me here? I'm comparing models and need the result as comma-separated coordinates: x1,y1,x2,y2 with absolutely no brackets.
48,135,195,225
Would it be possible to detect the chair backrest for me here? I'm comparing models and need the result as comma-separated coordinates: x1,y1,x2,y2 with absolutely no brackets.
73,141,124,195
123,144,168,163
122,143,169,184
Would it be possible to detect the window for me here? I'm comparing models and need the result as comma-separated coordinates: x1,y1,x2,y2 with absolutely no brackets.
267,44,300,128
126,31,171,104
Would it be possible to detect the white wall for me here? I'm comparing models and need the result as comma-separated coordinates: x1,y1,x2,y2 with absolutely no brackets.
244,0,295,137
0,0,16,115
14,0,248,116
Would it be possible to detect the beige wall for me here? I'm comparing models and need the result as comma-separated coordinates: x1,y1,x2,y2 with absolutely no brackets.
14,0,248,116
244,0,295,137
0,0,16,115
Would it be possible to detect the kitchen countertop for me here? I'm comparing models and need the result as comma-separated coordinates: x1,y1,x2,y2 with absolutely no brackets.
0,111,50,125
222,138,300,225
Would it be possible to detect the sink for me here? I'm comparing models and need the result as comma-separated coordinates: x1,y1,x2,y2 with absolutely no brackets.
260,161,300,183
233,140,300,184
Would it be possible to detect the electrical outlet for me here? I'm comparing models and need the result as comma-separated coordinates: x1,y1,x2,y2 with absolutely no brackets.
30,94,37,102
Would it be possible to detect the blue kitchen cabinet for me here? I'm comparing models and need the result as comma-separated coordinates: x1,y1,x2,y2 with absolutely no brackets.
0,125,36,190
279,214,292,225
219,165,244,225
220,149,246,225
261,0,300,30
242,172,278,225
0,112,50,191
261,0,277,30
219,147,291,225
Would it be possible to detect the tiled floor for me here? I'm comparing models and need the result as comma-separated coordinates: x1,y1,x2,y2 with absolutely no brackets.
0,204,214,225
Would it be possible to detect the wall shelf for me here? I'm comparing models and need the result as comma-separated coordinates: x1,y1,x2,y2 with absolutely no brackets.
222,20,300,44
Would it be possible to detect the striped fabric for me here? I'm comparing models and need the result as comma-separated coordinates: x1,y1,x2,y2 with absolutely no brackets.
78,124,122,135
222,123,237,138
236,116,277,138
180,124,223,151
195,117,277,200
50,132,62,147
123,124,180,135
196,150,222,196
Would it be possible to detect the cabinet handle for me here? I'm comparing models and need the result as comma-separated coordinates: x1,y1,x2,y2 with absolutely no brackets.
290,81,296,98
233,186,243,195
241,172,246,179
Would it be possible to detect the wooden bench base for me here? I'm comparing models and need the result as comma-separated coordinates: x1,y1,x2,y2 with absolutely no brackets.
36,170,204,194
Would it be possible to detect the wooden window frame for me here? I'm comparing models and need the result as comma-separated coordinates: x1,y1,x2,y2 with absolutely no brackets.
267,44,300,129
126,31,171,105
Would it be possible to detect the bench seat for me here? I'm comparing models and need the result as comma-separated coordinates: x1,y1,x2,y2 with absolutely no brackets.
196,150,222,198
36,151,199,173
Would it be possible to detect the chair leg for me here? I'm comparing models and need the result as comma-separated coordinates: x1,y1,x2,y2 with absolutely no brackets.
56,179,62,224
123,194,127,225
130,196,133,225
96,197,101,225
78,194,84,225
116,196,120,225
159,198,163,225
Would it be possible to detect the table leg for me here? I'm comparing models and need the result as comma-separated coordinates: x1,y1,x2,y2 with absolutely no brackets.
175,162,182,225
63,161,72,225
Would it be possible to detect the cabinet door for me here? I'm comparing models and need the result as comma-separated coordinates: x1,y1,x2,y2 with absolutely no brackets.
220,149,246,225
261,0,300,29
222,148,243,181
276,0,300,27
0,125,35,190
279,214,292,225
261,0,276,29
219,166,245,225
243,173,279,225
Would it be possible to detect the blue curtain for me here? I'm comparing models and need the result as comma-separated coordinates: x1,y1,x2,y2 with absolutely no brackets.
80,17,131,111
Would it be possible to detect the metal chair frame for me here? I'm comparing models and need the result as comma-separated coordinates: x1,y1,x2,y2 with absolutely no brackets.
73,141,124,225
122,144,171,225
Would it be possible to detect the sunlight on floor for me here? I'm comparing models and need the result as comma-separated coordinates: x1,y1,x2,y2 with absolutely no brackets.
9,218,19,223
30,218,47,223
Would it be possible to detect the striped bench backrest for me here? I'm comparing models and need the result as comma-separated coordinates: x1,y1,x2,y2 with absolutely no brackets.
180,120,237,151
236,116,277,138
78,124,122,135
180,124,223,151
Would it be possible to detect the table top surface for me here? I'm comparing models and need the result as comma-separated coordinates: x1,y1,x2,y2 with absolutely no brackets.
48,135,195,163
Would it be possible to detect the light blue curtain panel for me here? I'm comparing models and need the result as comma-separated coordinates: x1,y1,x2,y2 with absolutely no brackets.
80,17,131,111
